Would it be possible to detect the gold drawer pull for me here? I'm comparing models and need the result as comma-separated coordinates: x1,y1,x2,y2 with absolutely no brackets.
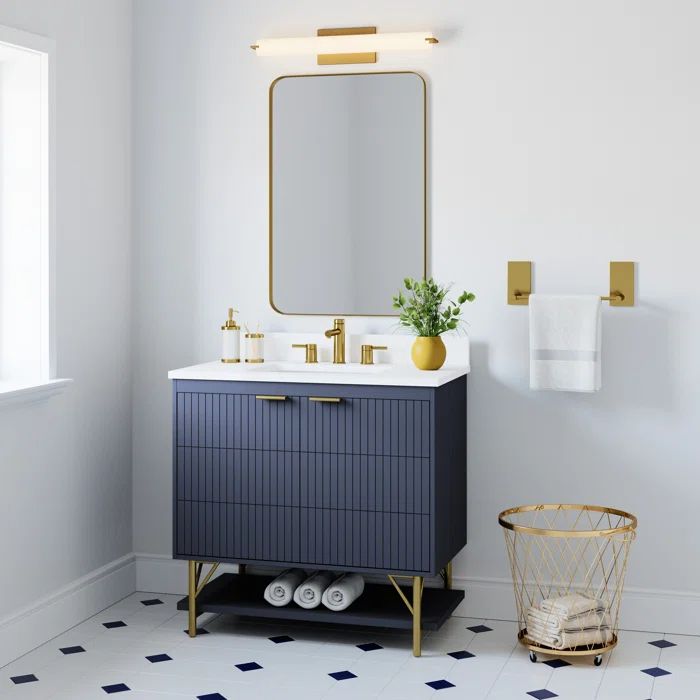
255,395,287,401
309,396,342,403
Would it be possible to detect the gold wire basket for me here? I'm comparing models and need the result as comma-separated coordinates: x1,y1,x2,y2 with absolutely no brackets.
498,504,637,666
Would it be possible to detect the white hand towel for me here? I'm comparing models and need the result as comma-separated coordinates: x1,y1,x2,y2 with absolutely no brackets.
321,573,365,611
263,568,306,607
529,294,602,392
293,571,335,609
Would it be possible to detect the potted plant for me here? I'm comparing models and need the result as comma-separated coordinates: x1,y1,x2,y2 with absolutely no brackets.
392,278,475,370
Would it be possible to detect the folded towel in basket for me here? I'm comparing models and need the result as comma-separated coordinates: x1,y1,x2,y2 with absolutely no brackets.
263,568,306,607
540,593,605,618
528,606,611,633
321,573,365,611
527,595,613,650
293,571,335,610
527,624,614,650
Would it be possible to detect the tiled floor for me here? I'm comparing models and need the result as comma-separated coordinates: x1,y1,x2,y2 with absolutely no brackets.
1,592,697,699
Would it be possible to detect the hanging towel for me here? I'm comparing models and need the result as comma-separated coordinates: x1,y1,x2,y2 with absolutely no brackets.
293,571,335,609
529,294,602,392
321,573,365,611
263,568,306,607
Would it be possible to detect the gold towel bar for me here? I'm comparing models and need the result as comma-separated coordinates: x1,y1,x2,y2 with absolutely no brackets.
508,261,635,307
513,291,625,303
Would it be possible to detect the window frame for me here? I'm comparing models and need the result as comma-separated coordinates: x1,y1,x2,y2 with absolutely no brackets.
0,24,70,405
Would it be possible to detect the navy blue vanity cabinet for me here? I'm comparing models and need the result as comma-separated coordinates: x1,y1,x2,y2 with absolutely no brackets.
173,378,466,576
173,376,467,652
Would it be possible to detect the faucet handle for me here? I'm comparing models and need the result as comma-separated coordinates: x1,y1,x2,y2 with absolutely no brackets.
292,343,318,364
361,344,388,365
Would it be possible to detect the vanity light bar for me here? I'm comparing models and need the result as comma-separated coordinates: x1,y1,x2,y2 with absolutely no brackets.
250,31,439,57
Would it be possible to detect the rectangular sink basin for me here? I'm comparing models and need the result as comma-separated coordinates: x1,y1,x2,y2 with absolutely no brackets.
246,362,389,374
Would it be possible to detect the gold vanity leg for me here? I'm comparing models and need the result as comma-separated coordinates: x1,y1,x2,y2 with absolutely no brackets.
412,576,423,657
445,561,453,590
188,560,197,637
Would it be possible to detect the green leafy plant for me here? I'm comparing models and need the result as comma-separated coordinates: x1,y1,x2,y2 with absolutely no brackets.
392,278,475,337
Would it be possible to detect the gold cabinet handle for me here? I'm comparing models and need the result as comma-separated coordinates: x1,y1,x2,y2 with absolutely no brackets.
255,395,287,401
309,396,342,403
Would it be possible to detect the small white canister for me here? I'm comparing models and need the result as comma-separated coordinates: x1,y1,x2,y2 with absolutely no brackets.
221,308,240,363
244,332,264,363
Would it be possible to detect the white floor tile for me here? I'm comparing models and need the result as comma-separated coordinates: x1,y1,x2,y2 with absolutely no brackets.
2,590,698,700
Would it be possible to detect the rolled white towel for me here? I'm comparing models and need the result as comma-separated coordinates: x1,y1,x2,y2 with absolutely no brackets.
321,573,365,612
263,568,306,607
293,571,335,609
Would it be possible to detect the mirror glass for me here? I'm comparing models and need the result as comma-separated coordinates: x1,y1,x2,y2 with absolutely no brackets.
270,72,425,315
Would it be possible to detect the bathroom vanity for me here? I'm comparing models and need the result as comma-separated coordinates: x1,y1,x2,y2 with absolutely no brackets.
170,344,468,656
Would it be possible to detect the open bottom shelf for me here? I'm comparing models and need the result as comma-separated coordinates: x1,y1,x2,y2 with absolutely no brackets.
177,573,464,631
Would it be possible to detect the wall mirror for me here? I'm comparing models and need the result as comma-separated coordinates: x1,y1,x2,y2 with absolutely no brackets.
270,71,426,316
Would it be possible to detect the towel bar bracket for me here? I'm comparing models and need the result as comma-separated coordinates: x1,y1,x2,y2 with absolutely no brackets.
508,261,635,307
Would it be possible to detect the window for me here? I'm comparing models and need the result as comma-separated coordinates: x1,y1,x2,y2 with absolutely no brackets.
0,26,64,400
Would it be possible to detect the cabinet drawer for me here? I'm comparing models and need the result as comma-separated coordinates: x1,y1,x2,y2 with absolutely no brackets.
177,447,427,514
300,396,430,458
299,508,430,571
176,392,301,451
175,389,431,457
176,502,301,562
175,502,430,572
300,453,429,514
176,447,300,507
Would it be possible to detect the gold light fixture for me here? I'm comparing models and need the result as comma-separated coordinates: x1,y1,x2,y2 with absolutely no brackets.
250,27,439,65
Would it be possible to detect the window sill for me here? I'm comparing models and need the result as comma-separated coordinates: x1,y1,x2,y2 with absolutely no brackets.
0,378,73,408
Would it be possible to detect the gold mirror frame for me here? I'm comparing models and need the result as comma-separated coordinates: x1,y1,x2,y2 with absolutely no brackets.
268,70,428,317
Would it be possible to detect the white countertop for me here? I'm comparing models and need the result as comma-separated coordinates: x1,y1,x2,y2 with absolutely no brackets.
168,332,470,388
168,360,468,388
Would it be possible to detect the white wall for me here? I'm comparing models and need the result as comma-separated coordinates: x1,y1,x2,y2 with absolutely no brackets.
132,0,700,627
0,0,133,648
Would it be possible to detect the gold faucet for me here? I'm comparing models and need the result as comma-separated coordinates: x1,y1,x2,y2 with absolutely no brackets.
324,318,346,364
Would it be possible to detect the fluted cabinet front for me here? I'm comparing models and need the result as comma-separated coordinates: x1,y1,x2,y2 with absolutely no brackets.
173,378,466,577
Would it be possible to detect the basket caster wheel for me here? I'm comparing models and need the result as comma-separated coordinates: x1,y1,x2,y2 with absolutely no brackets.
529,651,538,663
594,654,603,667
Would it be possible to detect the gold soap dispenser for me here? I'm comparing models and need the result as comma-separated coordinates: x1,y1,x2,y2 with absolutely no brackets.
221,308,240,363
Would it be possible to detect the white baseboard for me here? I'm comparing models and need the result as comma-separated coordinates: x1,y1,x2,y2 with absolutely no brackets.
134,553,238,595
0,553,136,667
450,575,700,636
135,554,700,636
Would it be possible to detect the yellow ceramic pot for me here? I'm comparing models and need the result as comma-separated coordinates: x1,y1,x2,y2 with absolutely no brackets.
411,336,447,371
